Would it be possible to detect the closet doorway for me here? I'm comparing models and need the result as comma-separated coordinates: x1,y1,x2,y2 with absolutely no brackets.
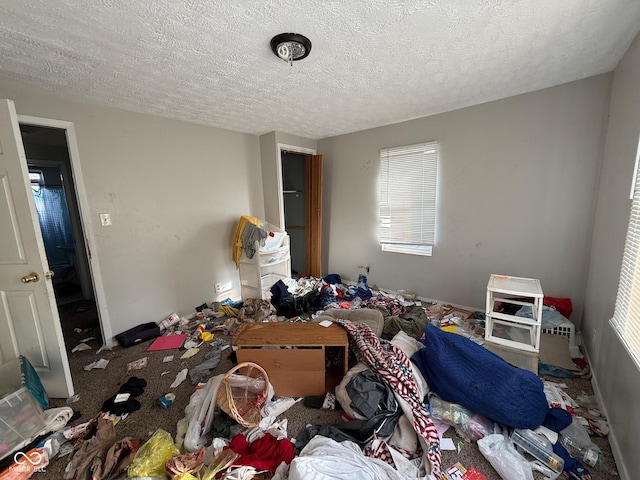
280,150,322,277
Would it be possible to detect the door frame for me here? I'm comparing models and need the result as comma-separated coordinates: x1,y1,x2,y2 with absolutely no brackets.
277,144,323,277
276,143,316,230
18,114,114,346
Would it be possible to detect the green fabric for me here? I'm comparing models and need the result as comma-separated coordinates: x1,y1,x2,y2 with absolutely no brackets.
382,304,429,339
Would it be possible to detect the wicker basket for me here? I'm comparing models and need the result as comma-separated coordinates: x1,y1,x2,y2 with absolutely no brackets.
216,362,270,428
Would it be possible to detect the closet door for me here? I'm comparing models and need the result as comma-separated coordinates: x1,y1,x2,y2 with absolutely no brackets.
306,155,322,277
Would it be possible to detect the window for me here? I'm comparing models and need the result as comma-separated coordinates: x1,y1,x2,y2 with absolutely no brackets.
29,170,43,193
611,135,640,370
379,141,438,256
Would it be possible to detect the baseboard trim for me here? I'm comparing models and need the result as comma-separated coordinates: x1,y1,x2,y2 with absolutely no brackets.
582,343,628,480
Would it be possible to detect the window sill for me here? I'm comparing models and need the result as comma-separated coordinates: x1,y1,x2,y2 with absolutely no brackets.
381,244,432,256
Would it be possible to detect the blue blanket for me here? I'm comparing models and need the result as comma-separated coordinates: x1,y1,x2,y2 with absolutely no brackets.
412,324,548,429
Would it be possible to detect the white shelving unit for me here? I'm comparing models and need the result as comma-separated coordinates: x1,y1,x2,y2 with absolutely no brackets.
485,274,544,353
239,233,291,301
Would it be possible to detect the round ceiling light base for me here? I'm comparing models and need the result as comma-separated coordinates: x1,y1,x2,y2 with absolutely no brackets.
270,33,312,65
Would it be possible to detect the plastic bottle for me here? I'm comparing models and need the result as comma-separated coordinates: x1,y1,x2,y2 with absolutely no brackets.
511,429,564,476
560,436,618,475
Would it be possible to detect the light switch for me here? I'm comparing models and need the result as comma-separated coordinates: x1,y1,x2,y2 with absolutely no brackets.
100,213,112,227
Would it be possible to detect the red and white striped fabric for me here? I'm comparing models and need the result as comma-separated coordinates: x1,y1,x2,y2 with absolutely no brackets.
363,437,395,467
335,319,441,476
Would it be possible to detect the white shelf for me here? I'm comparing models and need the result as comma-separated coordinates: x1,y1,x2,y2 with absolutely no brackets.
485,274,543,354
488,311,540,326
487,275,543,297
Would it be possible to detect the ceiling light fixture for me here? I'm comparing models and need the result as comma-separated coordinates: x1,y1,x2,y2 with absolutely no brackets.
270,33,312,66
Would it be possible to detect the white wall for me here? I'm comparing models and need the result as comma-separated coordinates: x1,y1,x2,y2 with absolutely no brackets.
318,74,612,319
0,79,263,338
259,131,317,228
583,33,640,480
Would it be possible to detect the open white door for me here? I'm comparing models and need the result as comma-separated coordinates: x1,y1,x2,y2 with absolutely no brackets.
0,99,73,398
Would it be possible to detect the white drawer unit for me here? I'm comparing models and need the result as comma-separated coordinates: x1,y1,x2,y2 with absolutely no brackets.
485,274,544,353
239,233,291,301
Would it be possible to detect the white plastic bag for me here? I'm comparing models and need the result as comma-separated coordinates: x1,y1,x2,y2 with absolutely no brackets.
175,374,223,452
560,417,600,452
478,432,534,480
227,373,274,401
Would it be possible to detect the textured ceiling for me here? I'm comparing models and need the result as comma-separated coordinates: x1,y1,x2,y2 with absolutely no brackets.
1,1,639,140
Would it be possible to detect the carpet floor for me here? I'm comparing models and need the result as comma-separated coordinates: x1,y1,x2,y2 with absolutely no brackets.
39,316,619,480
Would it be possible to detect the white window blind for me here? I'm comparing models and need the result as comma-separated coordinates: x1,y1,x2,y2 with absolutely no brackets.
379,141,438,256
611,138,640,370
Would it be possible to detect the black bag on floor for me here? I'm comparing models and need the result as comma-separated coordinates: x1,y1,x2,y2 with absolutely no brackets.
115,322,161,347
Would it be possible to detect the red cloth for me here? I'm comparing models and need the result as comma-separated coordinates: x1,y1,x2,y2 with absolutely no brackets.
573,357,588,369
227,433,295,473
543,296,573,319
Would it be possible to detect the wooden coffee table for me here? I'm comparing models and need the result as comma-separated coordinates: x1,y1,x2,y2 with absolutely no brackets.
233,322,348,397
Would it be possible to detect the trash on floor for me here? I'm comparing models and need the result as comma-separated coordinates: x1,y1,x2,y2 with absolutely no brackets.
71,343,91,353
83,358,109,371
157,393,175,409
170,369,188,389
28,266,621,480
180,348,200,359
126,357,148,373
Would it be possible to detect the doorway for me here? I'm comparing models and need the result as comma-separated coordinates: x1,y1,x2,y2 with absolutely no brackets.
280,150,323,277
19,124,102,344
281,152,306,275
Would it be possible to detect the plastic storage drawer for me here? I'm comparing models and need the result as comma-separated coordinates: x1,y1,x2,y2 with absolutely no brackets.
0,387,46,460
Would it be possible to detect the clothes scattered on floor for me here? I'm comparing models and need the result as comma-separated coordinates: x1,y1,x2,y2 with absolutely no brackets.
227,432,295,473
100,377,148,418
63,417,143,480
188,338,229,385
290,436,414,480
336,318,441,476
4,273,617,480
237,298,275,322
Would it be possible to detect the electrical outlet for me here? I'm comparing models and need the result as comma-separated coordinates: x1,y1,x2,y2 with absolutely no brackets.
100,213,112,227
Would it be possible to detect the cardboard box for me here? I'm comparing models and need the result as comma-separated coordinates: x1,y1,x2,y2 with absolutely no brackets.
484,340,538,374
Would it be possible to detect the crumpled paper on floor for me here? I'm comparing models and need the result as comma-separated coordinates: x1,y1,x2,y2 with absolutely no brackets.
171,368,188,388
84,358,109,371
